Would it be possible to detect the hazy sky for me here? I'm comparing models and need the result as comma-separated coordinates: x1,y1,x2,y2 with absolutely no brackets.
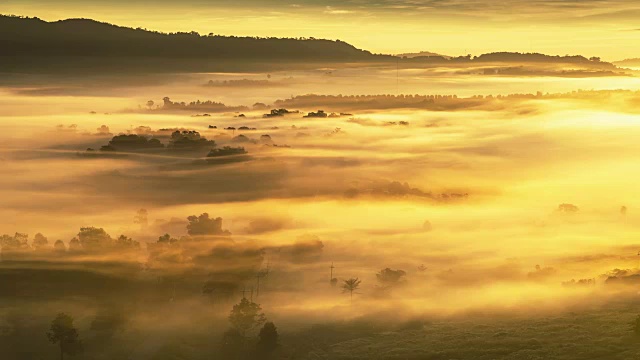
3,1,640,61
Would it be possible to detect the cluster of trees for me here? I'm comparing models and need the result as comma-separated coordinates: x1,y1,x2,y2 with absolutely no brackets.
478,66,623,77
207,146,248,157
44,297,280,360
269,90,640,112
169,130,217,150
206,79,273,87
186,213,231,236
273,94,475,111
0,227,140,259
401,52,615,67
303,110,328,118
338,267,408,304
222,298,280,359
263,108,299,118
159,97,249,113
90,130,252,155
97,134,164,152
343,180,468,202
0,212,232,258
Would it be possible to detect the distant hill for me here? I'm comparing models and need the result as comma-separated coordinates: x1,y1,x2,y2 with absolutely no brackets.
0,15,390,73
0,15,378,60
0,15,623,74
397,51,450,59
614,58,640,67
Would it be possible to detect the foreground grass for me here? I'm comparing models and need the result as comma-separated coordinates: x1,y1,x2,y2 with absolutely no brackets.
293,297,640,360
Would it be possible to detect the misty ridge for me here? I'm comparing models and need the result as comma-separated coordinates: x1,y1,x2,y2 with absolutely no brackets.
0,15,628,75
139,89,640,115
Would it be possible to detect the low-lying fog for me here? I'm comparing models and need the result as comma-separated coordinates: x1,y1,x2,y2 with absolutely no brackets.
2,66,640,359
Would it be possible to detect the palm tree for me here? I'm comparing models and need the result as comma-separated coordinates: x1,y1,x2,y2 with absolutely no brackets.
342,278,361,304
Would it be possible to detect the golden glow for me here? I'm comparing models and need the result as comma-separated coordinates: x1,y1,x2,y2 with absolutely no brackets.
4,1,640,59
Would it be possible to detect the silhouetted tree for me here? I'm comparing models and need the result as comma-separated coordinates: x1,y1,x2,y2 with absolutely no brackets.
376,268,406,286
115,235,140,249
228,298,266,337
68,238,82,252
207,146,248,157
166,130,216,150
133,208,148,228
157,233,179,245
256,322,279,359
54,240,67,252
342,278,361,304
77,227,112,250
101,134,164,151
0,233,21,250
374,268,406,297
15,232,29,249
47,313,82,360
187,213,231,236
32,233,49,250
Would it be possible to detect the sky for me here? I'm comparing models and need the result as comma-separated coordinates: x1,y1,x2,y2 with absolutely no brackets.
3,0,640,59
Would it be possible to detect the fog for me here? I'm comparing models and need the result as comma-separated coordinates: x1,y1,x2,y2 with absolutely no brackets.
3,65,640,359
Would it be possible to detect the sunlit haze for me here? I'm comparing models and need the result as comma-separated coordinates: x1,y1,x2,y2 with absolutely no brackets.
2,2,640,360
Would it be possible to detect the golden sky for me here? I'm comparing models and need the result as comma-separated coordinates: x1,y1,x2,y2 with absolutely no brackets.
4,0,640,60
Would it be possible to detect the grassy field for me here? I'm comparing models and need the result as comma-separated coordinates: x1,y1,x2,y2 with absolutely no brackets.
282,296,640,360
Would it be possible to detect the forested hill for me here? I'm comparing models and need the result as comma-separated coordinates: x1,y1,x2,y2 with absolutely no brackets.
0,15,618,73
0,15,379,61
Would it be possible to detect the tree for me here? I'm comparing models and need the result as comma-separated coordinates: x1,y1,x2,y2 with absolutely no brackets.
0,234,20,250
54,240,67,252
77,227,112,250
376,268,406,286
133,208,148,228
228,298,266,337
187,213,231,236
115,235,140,249
342,278,361,303
47,313,82,360
146,100,155,109
15,232,29,249
68,238,82,252
33,233,49,250
375,268,406,297
256,322,279,358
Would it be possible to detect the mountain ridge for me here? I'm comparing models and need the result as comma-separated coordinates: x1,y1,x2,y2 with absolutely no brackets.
0,14,623,74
